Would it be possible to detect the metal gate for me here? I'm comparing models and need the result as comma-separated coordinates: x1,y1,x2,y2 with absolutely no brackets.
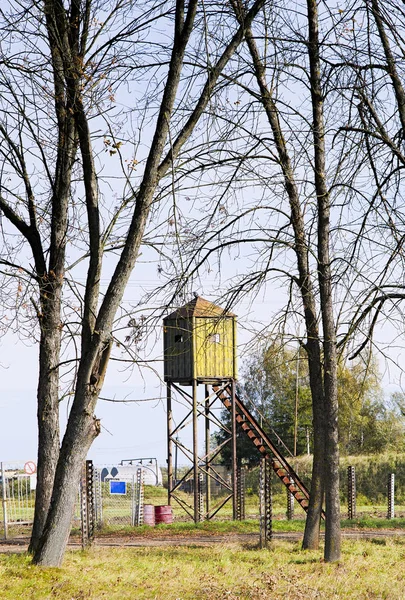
1,462,36,539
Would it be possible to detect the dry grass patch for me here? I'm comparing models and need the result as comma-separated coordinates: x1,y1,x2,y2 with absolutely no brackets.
1,538,405,599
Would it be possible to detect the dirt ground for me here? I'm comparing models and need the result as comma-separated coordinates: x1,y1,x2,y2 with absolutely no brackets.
1,528,404,554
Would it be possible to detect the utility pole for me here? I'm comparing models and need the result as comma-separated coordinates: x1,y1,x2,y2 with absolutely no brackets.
294,344,300,456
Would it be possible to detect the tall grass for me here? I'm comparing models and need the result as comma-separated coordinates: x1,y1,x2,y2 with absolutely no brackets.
1,538,405,599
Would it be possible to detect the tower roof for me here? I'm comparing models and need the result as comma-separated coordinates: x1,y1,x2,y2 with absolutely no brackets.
164,296,235,320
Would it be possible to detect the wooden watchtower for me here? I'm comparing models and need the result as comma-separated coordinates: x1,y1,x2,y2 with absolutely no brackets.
164,298,321,525
163,296,237,384
164,296,238,522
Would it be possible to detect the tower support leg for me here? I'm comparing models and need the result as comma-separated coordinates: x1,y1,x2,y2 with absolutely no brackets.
205,384,211,520
231,379,238,520
193,379,199,522
167,382,173,506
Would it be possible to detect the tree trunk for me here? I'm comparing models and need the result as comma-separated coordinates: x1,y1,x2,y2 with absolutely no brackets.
33,395,100,566
302,341,325,549
239,11,326,548
28,7,76,550
306,0,341,561
28,308,62,554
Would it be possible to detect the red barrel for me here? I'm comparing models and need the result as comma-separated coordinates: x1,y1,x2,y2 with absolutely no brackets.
143,504,155,526
155,505,173,525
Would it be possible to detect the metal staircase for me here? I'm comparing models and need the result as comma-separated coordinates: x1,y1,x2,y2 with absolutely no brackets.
213,383,325,519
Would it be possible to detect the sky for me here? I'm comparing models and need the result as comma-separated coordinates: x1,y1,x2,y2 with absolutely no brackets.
0,263,290,470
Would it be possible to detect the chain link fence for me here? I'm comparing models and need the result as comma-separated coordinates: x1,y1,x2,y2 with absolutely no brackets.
4,456,405,541
0,460,156,539
94,466,146,528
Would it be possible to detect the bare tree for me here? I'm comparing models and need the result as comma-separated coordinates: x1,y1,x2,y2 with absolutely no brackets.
337,0,405,361
161,0,343,560
0,0,265,566
160,0,404,562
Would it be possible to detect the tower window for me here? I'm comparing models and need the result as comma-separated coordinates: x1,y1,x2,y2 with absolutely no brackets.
209,333,220,343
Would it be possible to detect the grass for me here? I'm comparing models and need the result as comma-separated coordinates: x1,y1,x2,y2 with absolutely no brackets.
10,510,405,542
5,505,405,542
2,538,405,599
93,517,307,538
341,516,405,529
94,513,405,539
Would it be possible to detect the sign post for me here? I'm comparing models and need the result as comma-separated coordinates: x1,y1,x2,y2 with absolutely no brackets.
1,462,8,540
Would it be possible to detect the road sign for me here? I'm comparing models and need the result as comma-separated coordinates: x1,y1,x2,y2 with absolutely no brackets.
109,480,126,495
24,461,37,475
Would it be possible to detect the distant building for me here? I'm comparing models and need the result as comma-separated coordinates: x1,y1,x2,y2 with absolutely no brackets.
99,458,162,486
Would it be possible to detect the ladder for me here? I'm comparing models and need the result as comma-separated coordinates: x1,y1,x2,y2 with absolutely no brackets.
213,383,325,519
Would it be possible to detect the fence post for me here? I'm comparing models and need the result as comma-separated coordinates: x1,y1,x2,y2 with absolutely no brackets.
387,473,395,519
259,458,272,548
80,460,95,548
259,459,265,548
265,462,272,543
1,462,7,540
237,466,245,521
286,477,294,520
131,474,135,526
86,460,95,544
132,468,144,526
94,467,103,528
80,464,88,549
347,466,356,520
198,472,204,520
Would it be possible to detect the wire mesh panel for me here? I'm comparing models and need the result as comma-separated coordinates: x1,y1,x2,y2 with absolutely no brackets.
95,466,137,528
94,467,103,527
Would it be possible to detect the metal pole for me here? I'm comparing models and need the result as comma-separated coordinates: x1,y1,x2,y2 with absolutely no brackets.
192,379,199,523
294,346,300,456
259,458,265,549
347,466,356,520
259,458,272,547
133,468,144,526
86,460,95,545
80,463,88,550
198,472,204,519
167,381,173,506
237,466,246,521
286,477,295,520
231,379,238,520
265,461,272,543
1,462,7,540
131,474,135,526
174,437,178,484
388,473,395,519
94,467,103,528
205,384,211,520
